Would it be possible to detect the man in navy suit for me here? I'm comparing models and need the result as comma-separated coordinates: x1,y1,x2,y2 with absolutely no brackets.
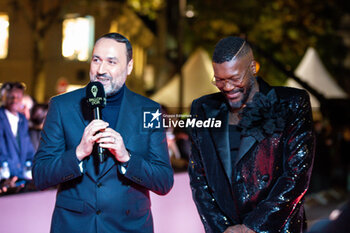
0,82,35,193
33,33,174,233
189,37,315,233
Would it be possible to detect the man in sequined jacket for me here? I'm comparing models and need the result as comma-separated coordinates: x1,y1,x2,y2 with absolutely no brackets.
188,37,315,233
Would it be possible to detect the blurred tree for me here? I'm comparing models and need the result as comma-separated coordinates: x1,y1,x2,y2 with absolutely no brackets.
182,0,349,91
9,0,70,102
126,0,164,20
7,0,126,102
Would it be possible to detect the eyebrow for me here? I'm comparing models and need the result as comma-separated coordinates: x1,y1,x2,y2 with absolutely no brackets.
92,55,118,61
107,56,118,61
214,75,240,80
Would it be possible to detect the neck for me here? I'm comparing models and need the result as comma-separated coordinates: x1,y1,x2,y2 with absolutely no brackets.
229,112,240,125
5,108,18,116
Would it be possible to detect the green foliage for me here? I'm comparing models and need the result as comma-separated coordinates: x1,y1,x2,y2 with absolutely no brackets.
127,0,164,19
185,0,346,86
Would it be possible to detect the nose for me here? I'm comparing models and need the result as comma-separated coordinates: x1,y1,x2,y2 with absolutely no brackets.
97,61,107,75
10,94,21,104
222,81,235,91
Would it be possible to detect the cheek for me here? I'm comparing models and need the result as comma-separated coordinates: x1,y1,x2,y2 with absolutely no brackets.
241,79,252,93
89,65,97,76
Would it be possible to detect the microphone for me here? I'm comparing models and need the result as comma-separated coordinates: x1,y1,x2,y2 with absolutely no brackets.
86,81,107,163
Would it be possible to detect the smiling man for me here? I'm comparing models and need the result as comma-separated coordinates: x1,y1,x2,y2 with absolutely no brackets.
188,37,315,233
0,82,35,193
33,33,174,233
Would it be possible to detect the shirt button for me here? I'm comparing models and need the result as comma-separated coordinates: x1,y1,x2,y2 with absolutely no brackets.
97,183,102,188
96,210,101,215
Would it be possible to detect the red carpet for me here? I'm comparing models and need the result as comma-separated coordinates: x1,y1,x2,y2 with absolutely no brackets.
0,172,204,233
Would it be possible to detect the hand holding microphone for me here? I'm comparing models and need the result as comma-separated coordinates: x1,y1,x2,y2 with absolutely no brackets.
76,82,107,163
76,119,109,162
96,129,130,163
76,82,130,163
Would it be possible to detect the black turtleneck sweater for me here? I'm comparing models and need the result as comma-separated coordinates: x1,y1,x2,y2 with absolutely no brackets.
101,84,125,128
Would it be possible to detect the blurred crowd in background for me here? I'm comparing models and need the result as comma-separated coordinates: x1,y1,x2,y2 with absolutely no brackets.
0,82,48,195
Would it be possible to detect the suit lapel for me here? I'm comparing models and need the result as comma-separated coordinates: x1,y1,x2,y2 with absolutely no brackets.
235,136,256,166
114,88,134,148
202,101,232,181
75,88,92,128
17,116,26,159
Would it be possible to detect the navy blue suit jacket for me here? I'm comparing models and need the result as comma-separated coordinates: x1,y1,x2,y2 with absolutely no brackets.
33,86,174,233
0,107,35,179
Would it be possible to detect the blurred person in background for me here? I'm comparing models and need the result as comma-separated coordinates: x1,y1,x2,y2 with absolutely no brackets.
308,200,350,233
0,82,35,194
339,126,350,192
166,127,188,171
21,94,35,121
308,120,332,194
174,127,191,162
29,103,48,151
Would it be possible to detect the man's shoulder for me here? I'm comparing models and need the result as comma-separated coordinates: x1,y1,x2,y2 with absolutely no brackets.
272,86,312,116
259,77,309,102
0,107,7,124
50,88,85,104
273,86,309,101
126,88,160,107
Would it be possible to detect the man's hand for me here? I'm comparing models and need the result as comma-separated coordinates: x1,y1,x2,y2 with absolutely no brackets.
97,128,130,163
76,120,109,161
0,176,24,194
223,224,255,233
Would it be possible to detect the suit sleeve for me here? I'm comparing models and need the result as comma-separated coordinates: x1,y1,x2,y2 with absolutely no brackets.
243,91,315,232
121,105,174,195
32,98,82,190
0,122,7,164
188,99,232,233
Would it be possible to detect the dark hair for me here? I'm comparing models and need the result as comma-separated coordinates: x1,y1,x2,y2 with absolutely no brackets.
96,33,133,63
30,103,49,125
212,36,252,64
0,82,26,92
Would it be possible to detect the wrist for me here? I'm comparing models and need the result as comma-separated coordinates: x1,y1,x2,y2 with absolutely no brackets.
76,146,85,161
120,151,130,163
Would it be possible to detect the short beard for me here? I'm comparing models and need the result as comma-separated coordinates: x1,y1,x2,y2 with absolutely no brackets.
227,76,255,110
105,83,123,96
91,74,124,97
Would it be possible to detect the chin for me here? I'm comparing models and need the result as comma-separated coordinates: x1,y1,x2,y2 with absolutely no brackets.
229,101,244,110
227,96,243,108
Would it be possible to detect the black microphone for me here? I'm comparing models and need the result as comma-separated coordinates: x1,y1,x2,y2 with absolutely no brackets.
86,81,107,163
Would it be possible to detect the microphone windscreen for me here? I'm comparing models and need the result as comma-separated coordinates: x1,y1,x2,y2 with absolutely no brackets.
86,81,106,108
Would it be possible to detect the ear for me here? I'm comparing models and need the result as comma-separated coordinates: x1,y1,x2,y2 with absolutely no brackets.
127,59,134,75
250,60,257,75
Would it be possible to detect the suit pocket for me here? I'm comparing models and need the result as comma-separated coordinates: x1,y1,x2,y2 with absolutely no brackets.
55,194,85,213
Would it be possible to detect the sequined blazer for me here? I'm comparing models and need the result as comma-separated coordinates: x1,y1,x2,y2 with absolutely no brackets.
189,78,315,233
